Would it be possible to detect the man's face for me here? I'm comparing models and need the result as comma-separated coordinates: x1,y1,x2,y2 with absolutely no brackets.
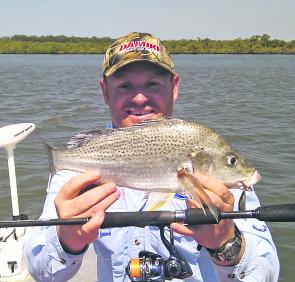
100,62,179,128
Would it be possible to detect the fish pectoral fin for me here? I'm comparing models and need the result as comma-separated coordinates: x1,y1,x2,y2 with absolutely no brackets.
145,192,175,211
177,173,206,214
177,167,218,222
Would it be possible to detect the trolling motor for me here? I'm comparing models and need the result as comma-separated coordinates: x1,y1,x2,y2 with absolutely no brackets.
0,123,35,220
126,226,192,281
0,123,35,281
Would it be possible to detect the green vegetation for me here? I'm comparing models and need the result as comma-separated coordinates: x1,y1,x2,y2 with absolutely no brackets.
0,34,294,54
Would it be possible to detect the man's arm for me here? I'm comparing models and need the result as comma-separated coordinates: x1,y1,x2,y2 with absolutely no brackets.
171,172,279,281
24,170,120,282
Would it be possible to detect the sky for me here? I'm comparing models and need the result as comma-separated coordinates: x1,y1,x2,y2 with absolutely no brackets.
1,0,294,40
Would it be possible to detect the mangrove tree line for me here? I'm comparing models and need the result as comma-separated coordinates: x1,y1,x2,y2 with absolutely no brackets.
0,34,294,54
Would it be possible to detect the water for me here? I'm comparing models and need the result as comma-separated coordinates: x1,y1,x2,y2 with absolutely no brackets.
0,54,294,281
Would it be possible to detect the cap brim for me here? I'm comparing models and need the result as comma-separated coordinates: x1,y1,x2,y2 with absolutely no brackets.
104,58,176,77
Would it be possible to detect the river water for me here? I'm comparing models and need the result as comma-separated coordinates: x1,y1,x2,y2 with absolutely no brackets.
0,54,294,281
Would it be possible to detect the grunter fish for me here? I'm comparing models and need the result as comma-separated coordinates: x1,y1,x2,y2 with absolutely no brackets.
44,118,261,217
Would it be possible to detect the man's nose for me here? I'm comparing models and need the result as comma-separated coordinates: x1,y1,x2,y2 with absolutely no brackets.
131,92,149,104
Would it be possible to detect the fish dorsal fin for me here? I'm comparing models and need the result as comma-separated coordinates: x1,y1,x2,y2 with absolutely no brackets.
66,117,174,148
67,127,114,149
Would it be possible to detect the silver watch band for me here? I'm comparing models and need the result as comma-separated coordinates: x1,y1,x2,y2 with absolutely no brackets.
206,225,242,262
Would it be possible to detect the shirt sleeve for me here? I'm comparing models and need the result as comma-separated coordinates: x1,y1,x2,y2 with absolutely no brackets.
213,189,280,282
24,170,88,282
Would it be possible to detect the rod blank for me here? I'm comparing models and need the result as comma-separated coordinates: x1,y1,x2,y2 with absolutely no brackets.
0,204,294,229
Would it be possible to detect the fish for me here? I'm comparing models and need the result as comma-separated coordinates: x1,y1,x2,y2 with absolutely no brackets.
44,117,261,217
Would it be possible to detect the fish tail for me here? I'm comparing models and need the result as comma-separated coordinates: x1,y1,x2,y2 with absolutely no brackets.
37,133,58,176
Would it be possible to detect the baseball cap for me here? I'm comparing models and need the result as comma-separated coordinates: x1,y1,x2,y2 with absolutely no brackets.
102,32,175,77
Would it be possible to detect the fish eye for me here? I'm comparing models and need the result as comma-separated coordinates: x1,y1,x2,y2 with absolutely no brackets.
227,154,237,166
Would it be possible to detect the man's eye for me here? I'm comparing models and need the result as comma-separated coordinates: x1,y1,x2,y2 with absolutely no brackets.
118,83,131,90
147,82,160,89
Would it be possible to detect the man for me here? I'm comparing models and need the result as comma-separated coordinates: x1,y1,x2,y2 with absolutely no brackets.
25,32,279,281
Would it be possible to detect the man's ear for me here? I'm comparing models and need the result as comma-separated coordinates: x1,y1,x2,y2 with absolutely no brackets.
172,74,179,102
100,78,109,104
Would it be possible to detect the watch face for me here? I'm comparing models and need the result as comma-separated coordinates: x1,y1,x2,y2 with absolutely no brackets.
207,225,242,262
223,241,240,261
216,252,226,262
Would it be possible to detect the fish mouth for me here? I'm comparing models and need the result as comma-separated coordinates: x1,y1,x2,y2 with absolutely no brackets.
236,170,261,191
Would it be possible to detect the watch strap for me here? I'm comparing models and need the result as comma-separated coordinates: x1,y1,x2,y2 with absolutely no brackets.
206,224,242,262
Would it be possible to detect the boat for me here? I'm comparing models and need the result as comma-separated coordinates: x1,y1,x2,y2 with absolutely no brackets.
0,226,32,281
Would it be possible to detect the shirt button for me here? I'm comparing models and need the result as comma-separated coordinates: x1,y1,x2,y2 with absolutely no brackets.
239,271,246,279
134,239,141,245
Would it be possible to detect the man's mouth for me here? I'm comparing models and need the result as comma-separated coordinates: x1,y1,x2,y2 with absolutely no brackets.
127,110,154,116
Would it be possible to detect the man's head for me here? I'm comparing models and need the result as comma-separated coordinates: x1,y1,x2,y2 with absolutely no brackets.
100,32,179,128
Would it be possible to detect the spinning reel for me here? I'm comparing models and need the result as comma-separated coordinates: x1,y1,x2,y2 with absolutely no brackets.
126,226,192,281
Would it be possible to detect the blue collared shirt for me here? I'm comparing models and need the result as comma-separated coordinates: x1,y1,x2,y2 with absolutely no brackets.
24,169,279,282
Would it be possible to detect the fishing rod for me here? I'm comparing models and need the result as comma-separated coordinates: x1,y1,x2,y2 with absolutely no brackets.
0,204,295,229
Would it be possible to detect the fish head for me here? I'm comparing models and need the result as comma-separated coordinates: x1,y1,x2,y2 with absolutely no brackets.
190,143,261,190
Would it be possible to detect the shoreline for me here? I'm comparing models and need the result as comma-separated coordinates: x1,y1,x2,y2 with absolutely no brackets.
1,53,295,55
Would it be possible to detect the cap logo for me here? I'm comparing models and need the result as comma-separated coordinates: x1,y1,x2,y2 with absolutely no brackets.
119,40,160,53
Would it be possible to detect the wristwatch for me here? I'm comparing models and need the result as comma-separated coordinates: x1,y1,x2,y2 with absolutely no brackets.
206,225,242,262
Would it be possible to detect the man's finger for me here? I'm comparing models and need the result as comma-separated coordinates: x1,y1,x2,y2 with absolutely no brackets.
80,210,106,244
194,172,234,204
76,186,121,218
170,223,195,236
58,182,119,218
87,188,121,215
57,171,102,200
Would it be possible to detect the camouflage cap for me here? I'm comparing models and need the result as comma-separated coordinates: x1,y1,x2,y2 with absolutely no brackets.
102,32,175,77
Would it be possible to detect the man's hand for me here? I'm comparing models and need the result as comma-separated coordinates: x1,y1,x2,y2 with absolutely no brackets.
171,172,245,265
54,171,120,253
